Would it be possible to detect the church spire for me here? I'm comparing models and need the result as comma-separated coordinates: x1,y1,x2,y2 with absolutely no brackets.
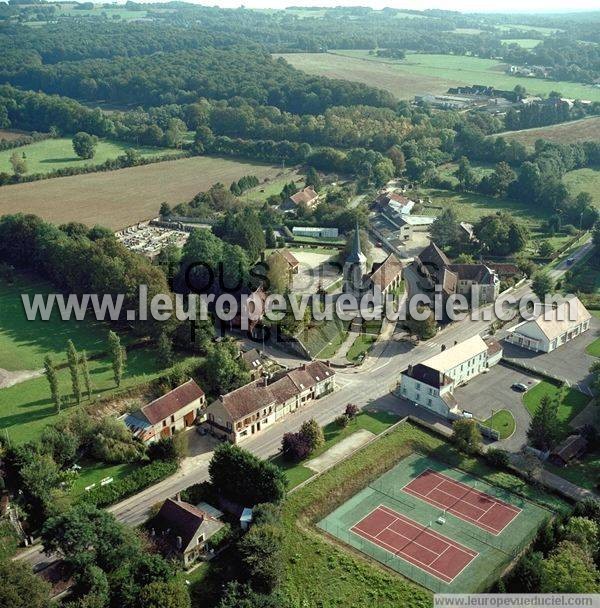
346,220,366,264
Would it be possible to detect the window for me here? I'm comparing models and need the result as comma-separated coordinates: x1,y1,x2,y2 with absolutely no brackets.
171,415,175,423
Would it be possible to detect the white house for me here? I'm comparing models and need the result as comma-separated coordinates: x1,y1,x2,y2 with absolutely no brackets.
505,296,591,353
399,335,501,418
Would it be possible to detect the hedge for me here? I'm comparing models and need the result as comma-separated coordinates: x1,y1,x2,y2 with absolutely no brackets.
78,458,178,508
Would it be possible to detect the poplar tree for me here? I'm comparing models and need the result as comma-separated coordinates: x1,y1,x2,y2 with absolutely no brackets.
43,356,60,412
67,340,81,405
108,331,124,387
80,350,93,399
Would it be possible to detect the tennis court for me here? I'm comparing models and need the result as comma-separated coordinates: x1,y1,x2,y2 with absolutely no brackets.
318,452,555,592
403,469,521,535
352,505,478,583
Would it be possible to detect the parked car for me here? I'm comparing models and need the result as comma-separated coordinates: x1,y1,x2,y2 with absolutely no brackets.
566,257,575,266
511,382,528,392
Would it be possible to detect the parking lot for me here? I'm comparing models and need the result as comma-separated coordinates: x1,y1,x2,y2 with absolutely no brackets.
453,363,540,451
499,317,600,396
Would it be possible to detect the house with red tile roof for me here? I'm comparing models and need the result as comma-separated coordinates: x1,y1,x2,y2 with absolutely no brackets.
203,361,335,443
121,379,206,443
280,186,319,211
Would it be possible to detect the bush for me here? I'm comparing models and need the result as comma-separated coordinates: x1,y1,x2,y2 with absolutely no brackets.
486,448,510,469
345,403,359,419
299,419,324,452
206,523,233,552
80,459,178,507
282,432,312,462
180,480,215,506
335,414,349,428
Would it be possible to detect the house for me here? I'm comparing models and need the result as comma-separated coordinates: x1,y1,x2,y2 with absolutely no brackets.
121,379,206,443
414,242,499,305
154,498,224,567
368,253,403,296
549,435,588,467
505,296,591,353
271,249,299,274
459,222,476,242
281,186,319,211
399,335,501,418
292,226,339,239
204,361,335,443
375,191,416,216
240,348,264,380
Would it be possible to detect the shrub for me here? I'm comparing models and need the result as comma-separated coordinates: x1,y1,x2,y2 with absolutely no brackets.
80,459,178,507
486,448,510,469
299,418,324,452
344,403,359,419
206,523,233,552
335,414,349,428
282,432,312,462
180,481,216,506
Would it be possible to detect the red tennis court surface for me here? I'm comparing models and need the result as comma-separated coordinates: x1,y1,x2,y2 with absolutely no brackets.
403,469,521,535
351,505,478,583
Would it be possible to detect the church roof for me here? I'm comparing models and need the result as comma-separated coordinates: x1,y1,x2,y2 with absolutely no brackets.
346,222,366,264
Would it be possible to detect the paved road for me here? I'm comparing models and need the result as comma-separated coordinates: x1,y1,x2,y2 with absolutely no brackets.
17,239,590,570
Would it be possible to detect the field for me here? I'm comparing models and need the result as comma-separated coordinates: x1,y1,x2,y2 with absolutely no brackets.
0,156,290,229
500,117,600,150
277,51,600,102
0,274,113,372
0,347,194,445
0,129,30,142
564,168,600,204
0,137,176,176
271,420,567,607
319,453,549,592
522,381,590,438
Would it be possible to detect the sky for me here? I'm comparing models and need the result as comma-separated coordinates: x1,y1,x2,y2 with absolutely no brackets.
136,0,600,13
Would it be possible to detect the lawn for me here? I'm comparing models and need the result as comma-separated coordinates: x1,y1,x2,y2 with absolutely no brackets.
346,333,377,363
0,348,197,445
0,274,115,371
522,381,590,437
483,409,516,439
69,459,140,498
563,168,600,207
500,116,600,150
277,51,600,102
0,137,177,176
0,156,291,230
273,411,400,489
242,169,303,205
585,337,600,357
545,451,600,492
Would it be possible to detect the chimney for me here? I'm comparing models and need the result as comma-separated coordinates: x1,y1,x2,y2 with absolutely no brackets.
175,492,181,502
407,364,413,375
441,344,446,352
302,363,307,370
454,340,458,346
176,536,183,550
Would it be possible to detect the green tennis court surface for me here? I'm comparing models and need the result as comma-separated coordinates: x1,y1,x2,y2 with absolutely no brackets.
318,453,554,593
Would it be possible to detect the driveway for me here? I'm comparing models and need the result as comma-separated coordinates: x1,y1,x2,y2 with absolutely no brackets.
499,317,600,396
453,363,540,452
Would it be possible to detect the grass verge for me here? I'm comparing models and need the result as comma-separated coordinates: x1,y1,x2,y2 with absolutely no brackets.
483,409,516,439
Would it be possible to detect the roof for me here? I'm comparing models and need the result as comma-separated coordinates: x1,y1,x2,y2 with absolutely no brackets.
217,361,334,421
346,222,367,265
289,186,318,206
551,435,588,463
157,498,221,553
240,348,262,371
422,335,488,373
376,191,414,207
485,338,503,357
484,262,521,277
448,263,496,284
398,215,435,226
404,363,453,389
274,248,299,268
140,379,204,425
369,253,403,291
511,296,591,342
418,242,451,271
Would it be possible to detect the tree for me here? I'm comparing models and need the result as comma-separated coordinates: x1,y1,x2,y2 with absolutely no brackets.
281,431,311,462
452,419,482,454
266,251,290,294
67,340,82,405
137,580,191,608
237,523,283,593
208,443,287,506
305,166,322,191
299,418,324,452
43,355,60,412
527,394,560,451
405,306,437,341
540,541,600,593
538,240,554,258
474,213,528,256
0,558,50,608
80,350,93,399
203,343,250,395
345,403,359,419
531,271,555,301
563,517,599,556
10,150,27,176
72,132,98,160
455,156,478,191
387,145,406,176
508,551,544,592
157,331,174,368
429,208,462,248
107,331,124,387
218,582,282,608
90,417,145,464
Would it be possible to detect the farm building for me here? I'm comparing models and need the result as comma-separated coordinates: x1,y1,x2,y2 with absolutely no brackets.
292,226,339,238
